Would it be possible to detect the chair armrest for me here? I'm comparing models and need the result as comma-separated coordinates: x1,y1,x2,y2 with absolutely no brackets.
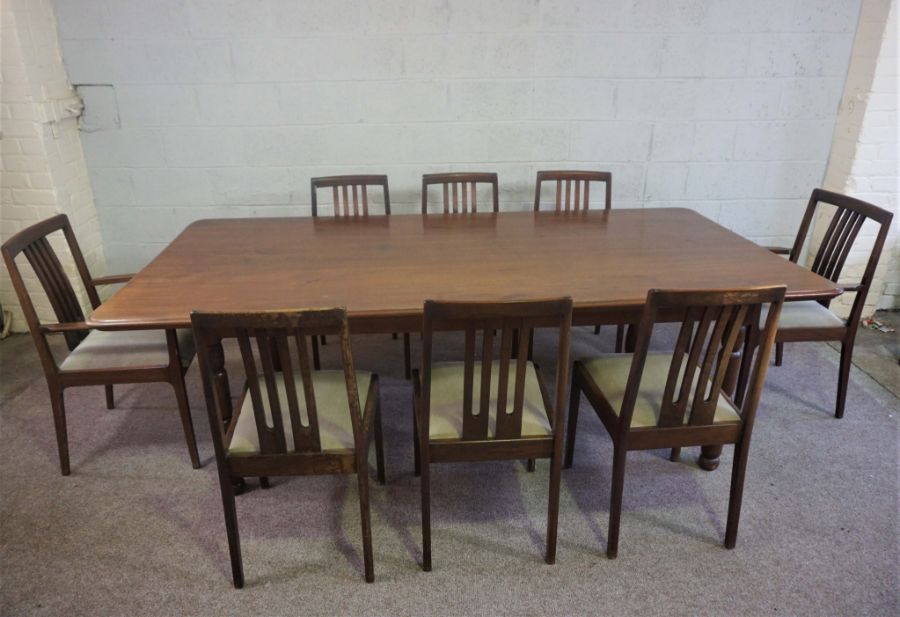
40,321,90,334
837,283,863,293
764,246,791,255
91,273,135,286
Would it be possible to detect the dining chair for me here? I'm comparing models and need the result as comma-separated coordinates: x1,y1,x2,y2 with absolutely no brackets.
310,174,411,378
1,214,200,475
191,307,385,587
766,188,893,418
421,172,499,214
532,170,612,213
412,297,573,569
564,285,785,558
533,170,624,351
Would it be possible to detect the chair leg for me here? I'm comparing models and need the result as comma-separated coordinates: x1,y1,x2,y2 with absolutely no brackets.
320,334,327,346
564,377,580,469
171,371,201,469
403,332,411,380
669,447,681,462
545,446,563,564
259,477,270,489
219,476,244,588
49,387,70,476
374,399,386,485
836,341,852,419
593,325,601,335
774,341,783,367
607,444,627,559
725,439,751,549
526,459,536,472
312,337,321,371
105,384,115,409
420,457,432,571
412,393,421,478
615,325,625,353
356,462,375,582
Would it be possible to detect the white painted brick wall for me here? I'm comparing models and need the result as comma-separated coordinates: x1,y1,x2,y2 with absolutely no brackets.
1,0,105,333
819,0,898,319
43,0,867,276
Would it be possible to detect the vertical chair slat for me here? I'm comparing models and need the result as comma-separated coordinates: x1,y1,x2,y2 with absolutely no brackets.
256,332,288,453
461,182,468,212
811,207,848,274
361,185,369,216
294,330,320,452
555,180,562,211
477,326,494,438
461,325,477,439
583,182,590,210
494,324,513,436
332,186,340,216
471,182,477,212
573,181,581,212
274,333,305,453
830,213,865,282
237,331,278,454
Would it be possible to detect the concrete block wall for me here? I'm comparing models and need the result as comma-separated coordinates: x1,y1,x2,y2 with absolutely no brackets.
820,0,898,319
1,0,105,333
47,0,863,274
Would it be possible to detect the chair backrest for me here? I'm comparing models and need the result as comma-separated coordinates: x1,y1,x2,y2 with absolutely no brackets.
420,298,572,441
191,308,364,458
621,286,785,433
421,172,499,214
1,214,100,352
787,188,893,320
533,170,612,212
310,175,391,217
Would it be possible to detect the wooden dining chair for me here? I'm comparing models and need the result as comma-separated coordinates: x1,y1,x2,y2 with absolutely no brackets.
412,297,573,570
533,170,612,213
191,308,385,587
533,170,624,350
564,285,785,558
310,174,411,378
1,214,200,475
766,189,893,418
310,174,391,217
421,172,499,214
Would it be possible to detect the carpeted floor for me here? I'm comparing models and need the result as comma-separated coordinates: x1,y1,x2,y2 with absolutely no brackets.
1,326,897,616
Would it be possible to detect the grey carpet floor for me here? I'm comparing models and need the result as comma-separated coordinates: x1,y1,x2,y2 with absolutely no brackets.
1,326,897,616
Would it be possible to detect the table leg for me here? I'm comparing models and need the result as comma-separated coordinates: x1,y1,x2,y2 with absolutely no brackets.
698,328,746,471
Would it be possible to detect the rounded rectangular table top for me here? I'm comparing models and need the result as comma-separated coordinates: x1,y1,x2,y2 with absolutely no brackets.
87,209,840,330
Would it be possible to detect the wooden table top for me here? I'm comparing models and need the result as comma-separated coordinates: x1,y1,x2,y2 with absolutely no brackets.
87,209,841,331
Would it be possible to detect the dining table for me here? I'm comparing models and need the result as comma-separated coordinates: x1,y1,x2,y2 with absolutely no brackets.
86,207,842,469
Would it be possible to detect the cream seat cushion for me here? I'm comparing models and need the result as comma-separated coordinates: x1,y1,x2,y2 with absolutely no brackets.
425,361,551,440
229,370,371,454
59,328,194,371
580,353,740,429
764,300,845,330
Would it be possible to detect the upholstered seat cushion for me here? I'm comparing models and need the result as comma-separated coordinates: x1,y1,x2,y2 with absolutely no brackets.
425,361,551,440
764,300,845,330
59,328,194,371
580,353,740,429
229,370,372,454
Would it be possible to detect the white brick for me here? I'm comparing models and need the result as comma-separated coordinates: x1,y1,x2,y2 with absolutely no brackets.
644,163,689,201
650,123,693,161
278,83,362,124
691,124,736,161
207,168,292,205
162,129,244,167
705,0,797,32
792,0,863,33
484,123,569,162
539,1,627,31
685,162,768,199
534,34,662,78
447,80,531,121
448,0,537,32
77,85,119,131
747,34,854,78
49,0,106,39
569,123,652,162
130,168,213,206
703,35,752,78
779,78,845,118
360,0,449,33
194,84,280,126
765,161,827,198
101,0,190,40
241,127,330,166
694,79,783,120
89,168,134,207
115,85,199,127
403,35,534,78
270,0,361,35
734,121,835,160
533,79,615,120
80,129,165,167
141,40,232,84
616,80,697,120
185,0,273,38
362,81,450,122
